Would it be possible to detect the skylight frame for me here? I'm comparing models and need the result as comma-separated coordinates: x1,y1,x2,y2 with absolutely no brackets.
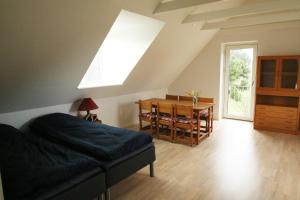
78,10,165,89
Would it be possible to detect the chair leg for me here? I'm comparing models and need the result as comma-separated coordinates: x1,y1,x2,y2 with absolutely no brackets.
174,126,177,141
190,128,193,146
208,118,211,136
170,124,174,142
206,118,209,133
211,107,214,132
210,117,213,133
139,117,142,131
156,122,160,139
150,120,153,134
196,123,200,145
153,119,157,131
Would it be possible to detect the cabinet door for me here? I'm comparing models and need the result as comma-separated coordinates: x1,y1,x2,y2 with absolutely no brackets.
257,57,278,89
279,57,299,90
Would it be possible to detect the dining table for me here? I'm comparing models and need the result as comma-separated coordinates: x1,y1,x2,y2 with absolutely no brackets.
135,98,215,133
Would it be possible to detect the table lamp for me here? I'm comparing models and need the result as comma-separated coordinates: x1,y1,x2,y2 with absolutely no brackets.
78,98,99,119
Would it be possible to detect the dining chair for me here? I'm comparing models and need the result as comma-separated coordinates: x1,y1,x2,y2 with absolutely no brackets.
198,97,214,133
138,100,156,135
174,104,200,146
156,102,174,141
178,96,193,101
166,94,178,101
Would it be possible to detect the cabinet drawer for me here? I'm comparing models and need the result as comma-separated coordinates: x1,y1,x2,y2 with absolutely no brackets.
256,105,297,112
255,109,297,119
255,105,298,119
255,123,296,131
255,117,297,131
255,122,296,131
255,117,296,125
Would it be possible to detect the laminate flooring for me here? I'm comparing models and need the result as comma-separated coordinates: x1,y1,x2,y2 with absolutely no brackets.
111,119,300,200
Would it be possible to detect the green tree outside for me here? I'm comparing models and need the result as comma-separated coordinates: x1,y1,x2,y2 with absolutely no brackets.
227,49,252,116
229,50,251,101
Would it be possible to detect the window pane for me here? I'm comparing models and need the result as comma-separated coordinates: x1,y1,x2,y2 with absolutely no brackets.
78,10,165,89
260,60,276,88
281,59,298,89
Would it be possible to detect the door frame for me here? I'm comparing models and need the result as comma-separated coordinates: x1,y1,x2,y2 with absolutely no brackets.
223,43,257,121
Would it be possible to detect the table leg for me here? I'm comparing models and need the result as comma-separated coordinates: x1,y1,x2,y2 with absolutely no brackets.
196,110,200,145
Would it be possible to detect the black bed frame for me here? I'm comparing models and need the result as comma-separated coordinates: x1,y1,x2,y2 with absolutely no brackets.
1,122,156,200
104,145,155,200
52,171,105,200
2,164,106,200
44,145,155,200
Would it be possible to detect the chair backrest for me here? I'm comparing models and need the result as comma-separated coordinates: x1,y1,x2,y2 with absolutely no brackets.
139,100,152,113
198,97,213,103
166,94,178,101
175,105,194,119
157,103,173,116
179,96,193,101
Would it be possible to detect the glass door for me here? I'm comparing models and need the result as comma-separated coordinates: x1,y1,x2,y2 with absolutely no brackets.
223,44,257,121
259,59,277,89
279,57,299,90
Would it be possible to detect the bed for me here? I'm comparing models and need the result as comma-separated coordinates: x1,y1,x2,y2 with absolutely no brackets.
0,124,106,200
29,113,156,200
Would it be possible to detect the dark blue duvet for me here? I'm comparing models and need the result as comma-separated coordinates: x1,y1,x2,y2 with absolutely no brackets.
30,113,153,161
0,124,101,200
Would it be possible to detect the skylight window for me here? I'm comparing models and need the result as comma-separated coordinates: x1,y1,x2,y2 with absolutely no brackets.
78,10,165,89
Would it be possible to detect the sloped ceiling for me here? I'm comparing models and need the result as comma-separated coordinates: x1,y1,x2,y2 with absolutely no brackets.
0,0,220,113
2,0,295,113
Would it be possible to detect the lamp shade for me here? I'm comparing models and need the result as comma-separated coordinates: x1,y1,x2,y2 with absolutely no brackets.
78,98,99,111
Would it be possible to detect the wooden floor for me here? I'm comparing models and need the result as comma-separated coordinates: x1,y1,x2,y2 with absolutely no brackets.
111,119,300,200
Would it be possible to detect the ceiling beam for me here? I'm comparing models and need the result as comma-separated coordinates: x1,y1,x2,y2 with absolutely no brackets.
154,0,222,14
200,11,300,30
183,0,300,23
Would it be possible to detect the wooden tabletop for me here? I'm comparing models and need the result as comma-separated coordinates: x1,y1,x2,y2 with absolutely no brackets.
136,98,214,111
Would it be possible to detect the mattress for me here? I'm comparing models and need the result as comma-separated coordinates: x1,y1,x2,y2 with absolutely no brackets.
30,113,153,160
0,124,103,200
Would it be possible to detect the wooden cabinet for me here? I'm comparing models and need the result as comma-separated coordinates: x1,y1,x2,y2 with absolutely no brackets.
254,55,300,135
257,56,300,93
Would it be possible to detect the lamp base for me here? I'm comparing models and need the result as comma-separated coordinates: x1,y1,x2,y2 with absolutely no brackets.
84,113,92,121
84,113,100,123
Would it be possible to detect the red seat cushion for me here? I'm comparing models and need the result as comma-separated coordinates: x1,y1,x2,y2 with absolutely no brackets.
159,115,173,122
140,112,156,119
200,110,209,117
175,116,197,124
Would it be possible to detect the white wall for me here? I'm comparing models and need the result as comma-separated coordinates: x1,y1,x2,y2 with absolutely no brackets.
0,89,166,129
168,21,300,119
